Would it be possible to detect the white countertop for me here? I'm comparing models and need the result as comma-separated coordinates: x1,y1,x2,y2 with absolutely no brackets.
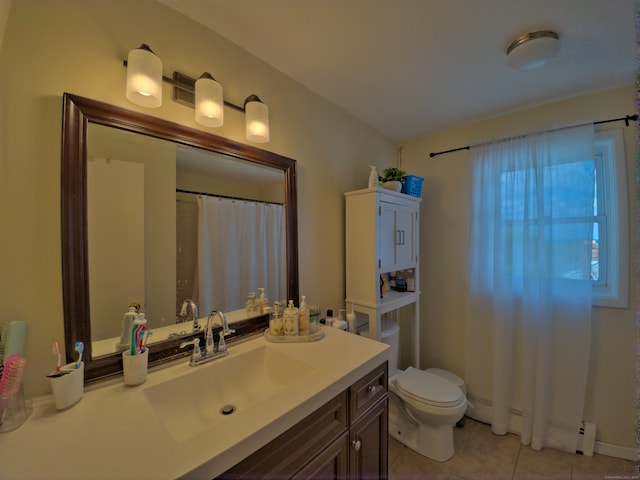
0,326,388,480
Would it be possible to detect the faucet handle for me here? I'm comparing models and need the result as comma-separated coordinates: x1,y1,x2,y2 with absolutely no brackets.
216,328,234,354
180,338,201,365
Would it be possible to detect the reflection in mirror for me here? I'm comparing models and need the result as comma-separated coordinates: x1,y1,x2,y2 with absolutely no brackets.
61,93,298,383
87,125,287,357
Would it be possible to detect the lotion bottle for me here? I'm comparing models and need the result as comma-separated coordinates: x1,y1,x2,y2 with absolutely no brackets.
283,300,299,336
298,295,309,335
269,301,283,336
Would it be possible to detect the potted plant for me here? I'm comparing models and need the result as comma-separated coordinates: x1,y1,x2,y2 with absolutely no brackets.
380,167,406,192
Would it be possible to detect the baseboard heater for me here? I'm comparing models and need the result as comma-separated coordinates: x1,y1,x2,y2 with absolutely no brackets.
576,421,596,456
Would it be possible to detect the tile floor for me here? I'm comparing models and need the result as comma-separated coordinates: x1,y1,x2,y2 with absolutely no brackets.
388,417,639,480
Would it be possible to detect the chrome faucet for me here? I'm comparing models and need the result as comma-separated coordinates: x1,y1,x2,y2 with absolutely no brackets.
180,310,236,367
207,310,236,354
179,299,199,332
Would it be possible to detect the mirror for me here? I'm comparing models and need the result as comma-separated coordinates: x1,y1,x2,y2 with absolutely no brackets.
61,93,299,383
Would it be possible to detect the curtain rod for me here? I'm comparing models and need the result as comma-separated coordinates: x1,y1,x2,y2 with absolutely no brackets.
428,114,638,158
176,188,284,206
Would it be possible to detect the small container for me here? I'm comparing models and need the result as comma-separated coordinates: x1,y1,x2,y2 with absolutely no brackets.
325,309,335,327
298,295,309,335
400,175,424,198
347,311,356,333
0,383,31,432
122,348,149,386
395,270,407,292
309,305,321,326
258,287,269,314
283,300,299,336
49,362,84,411
246,292,260,316
407,269,416,292
269,301,283,336
368,165,379,189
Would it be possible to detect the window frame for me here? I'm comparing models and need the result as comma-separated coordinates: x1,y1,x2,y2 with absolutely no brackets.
591,128,629,308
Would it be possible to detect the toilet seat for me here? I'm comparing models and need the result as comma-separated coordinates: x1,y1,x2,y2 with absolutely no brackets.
395,367,465,408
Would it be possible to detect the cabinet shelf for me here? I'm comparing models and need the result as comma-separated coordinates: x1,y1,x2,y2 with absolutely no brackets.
347,290,419,315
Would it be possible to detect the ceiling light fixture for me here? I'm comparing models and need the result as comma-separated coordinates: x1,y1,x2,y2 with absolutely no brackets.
506,30,560,70
124,44,270,143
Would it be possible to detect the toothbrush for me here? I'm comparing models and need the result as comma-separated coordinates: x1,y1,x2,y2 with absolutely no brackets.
52,342,61,372
74,341,84,369
0,354,27,424
141,330,153,353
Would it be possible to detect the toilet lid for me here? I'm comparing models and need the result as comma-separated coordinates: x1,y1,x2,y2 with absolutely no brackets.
395,367,464,408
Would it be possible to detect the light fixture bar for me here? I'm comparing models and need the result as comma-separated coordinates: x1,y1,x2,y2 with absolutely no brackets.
122,61,244,112
171,71,244,112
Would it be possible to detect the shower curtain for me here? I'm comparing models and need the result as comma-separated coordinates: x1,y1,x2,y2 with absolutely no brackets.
466,124,594,452
197,196,286,315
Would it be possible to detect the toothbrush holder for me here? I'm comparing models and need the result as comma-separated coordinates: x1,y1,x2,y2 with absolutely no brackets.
49,362,84,411
122,349,149,386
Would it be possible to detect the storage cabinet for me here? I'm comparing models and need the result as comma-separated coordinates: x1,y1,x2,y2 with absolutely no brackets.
217,363,388,480
345,188,421,366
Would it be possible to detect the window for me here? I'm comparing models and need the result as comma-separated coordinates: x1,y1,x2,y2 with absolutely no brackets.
497,129,628,307
500,130,629,307
590,129,629,307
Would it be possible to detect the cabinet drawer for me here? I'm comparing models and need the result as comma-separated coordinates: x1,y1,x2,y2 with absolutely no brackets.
349,362,388,421
218,391,348,480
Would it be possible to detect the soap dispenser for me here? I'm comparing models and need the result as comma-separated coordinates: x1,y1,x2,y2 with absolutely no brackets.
269,301,283,336
283,300,299,336
258,287,269,314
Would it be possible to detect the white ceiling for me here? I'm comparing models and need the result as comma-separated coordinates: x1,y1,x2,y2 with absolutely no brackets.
159,0,636,143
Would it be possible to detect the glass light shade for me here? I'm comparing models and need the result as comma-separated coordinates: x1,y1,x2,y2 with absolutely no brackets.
245,97,270,143
126,44,162,108
506,31,560,70
195,73,224,127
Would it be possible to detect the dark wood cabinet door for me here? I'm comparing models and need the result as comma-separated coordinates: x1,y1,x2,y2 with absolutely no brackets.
292,432,349,480
349,398,388,480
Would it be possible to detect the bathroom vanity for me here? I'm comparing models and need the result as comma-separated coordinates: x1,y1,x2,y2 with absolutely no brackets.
0,326,388,480
218,362,388,479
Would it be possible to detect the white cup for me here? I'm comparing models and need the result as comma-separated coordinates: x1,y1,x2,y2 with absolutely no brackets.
49,362,84,411
122,349,149,386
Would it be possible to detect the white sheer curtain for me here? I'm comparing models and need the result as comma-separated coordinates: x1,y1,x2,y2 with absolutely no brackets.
197,196,286,315
466,124,594,452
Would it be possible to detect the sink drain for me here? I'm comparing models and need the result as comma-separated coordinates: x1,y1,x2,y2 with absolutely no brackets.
220,405,236,416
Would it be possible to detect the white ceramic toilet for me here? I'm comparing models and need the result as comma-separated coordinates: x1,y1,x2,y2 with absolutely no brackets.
362,319,467,462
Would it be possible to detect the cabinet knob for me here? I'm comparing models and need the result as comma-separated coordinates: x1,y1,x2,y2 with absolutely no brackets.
368,385,378,394
352,439,362,451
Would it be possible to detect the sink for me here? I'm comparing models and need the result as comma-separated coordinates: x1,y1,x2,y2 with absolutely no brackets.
143,344,316,443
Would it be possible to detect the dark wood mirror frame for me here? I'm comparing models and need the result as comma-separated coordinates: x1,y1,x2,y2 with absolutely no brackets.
61,93,299,383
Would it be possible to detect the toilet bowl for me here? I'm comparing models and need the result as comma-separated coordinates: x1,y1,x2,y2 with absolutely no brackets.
361,319,467,462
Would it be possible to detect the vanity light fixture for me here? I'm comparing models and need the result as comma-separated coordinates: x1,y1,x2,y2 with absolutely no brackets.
124,44,270,142
195,72,224,128
126,44,163,108
244,95,270,143
506,30,560,70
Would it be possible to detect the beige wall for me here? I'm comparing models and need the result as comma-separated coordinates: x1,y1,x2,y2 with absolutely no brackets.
1,0,634,453
400,85,637,449
0,0,397,397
